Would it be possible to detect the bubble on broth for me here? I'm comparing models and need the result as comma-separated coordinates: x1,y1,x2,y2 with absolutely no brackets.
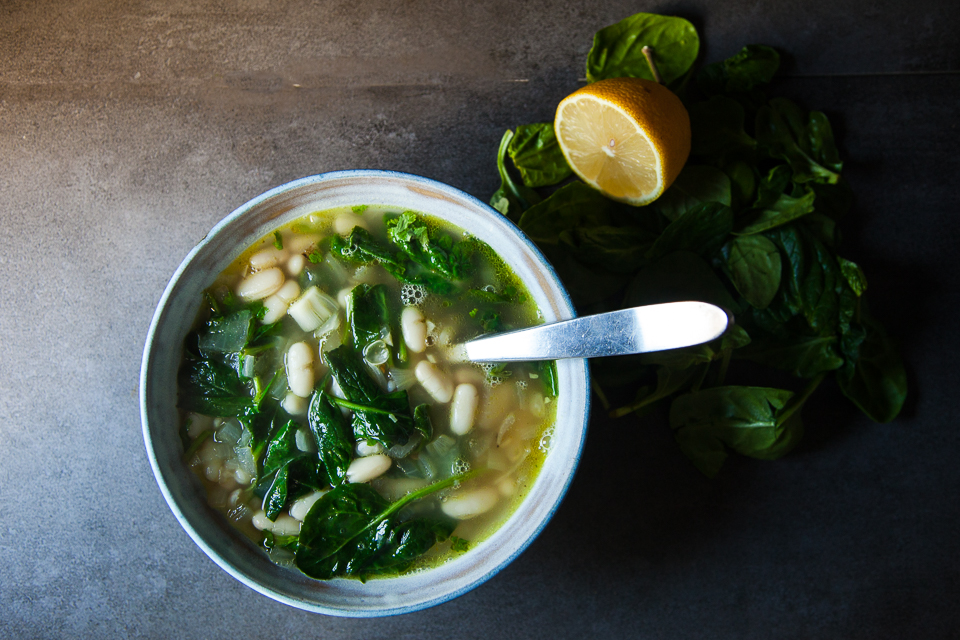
401,283,427,306
538,427,555,452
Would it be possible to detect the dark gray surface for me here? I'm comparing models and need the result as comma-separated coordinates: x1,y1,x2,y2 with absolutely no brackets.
1,1,958,638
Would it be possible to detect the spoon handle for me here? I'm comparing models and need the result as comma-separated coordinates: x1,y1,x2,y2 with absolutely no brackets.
463,301,730,362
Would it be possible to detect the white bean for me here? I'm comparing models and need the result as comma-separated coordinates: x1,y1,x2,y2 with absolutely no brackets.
186,412,214,439
289,491,327,521
285,234,321,254
416,361,454,404
275,280,301,303
286,253,305,276
251,511,302,536
346,454,392,483
261,281,301,324
440,487,499,520
334,213,369,235
337,286,355,310
249,247,287,270
401,307,427,353
261,294,288,324
281,391,308,415
496,476,516,497
237,267,284,301
286,341,315,398
449,383,479,435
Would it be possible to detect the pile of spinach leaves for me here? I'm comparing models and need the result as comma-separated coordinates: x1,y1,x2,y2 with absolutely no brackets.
488,12,907,477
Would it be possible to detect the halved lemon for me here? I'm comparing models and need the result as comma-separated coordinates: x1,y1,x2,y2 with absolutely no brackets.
554,77,691,206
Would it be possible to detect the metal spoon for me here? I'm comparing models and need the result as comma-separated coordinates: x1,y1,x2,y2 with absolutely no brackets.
463,301,730,362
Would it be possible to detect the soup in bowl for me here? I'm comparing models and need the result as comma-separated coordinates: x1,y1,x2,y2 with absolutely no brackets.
140,170,589,616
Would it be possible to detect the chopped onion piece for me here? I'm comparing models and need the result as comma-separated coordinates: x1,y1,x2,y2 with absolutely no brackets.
288,286,339,332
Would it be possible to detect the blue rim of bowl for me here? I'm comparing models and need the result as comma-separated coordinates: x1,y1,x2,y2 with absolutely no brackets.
140,169,591,616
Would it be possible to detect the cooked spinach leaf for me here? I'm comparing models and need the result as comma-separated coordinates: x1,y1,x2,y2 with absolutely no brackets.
308,390,354,488
386,211,473,280
295,473,472,580
177,357,254,417
331,226,454,295
347,283,390,349
324,345,420,450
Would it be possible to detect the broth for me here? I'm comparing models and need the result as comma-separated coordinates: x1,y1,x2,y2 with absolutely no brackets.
178,205,557,580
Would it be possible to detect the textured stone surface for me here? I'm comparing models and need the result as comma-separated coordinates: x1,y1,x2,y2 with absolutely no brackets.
1,1,958,638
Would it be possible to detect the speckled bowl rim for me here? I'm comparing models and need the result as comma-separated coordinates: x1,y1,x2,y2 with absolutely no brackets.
140,170,590,617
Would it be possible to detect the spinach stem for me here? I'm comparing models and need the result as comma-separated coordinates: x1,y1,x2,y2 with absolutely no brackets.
716,349,733,386
776,373,826,428
320,469,482,561
641,46,665,84
183,429,213,460
330,396,398,418
591,381,611,411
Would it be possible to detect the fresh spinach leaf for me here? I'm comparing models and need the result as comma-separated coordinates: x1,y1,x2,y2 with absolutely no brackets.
610,364,701,418
736,334,844,378
809,179,854,221
722,235,782,309
837,313,907,423
689,96,757,158
518,182,616,245
697,45,780,96
752,165,794,210
586,12,699,86
507,123,572,188
624,250,739,312
721,160,757,209
736,186,816,235
670,386,804,477
561,225,657,274
756,98,841,184
656,165,732,222
837,257,868,297
646,202,734,261
806,111,843,173
490,129,541,222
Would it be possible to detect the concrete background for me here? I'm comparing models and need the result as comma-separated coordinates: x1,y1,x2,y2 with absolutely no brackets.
1,0,958,637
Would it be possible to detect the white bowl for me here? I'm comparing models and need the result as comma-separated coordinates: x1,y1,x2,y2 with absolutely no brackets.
140,170,590,616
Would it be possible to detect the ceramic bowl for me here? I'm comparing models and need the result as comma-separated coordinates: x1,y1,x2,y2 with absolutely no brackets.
140,170,590,616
